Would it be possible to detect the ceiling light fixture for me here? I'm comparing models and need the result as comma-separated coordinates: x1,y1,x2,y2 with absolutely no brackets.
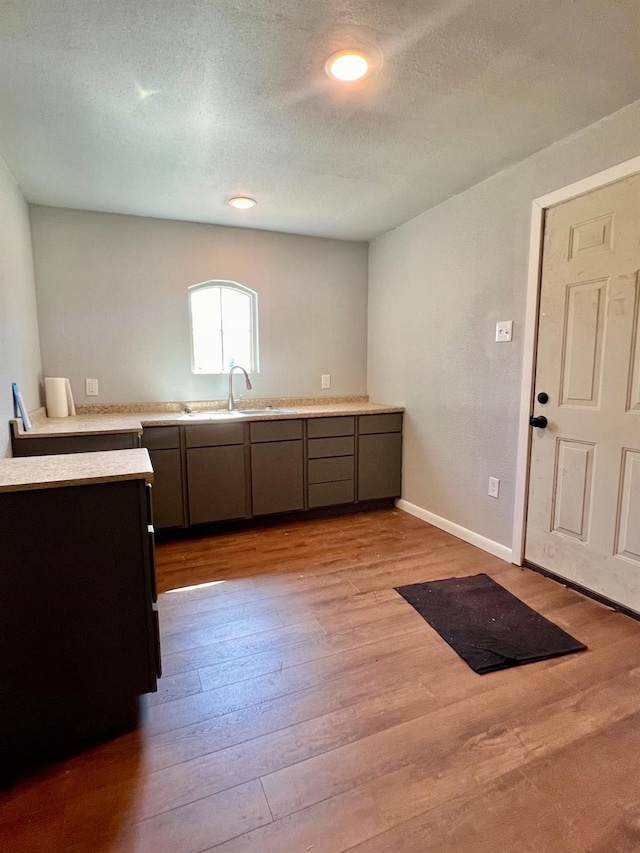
326,50,370,82
229,196,257,209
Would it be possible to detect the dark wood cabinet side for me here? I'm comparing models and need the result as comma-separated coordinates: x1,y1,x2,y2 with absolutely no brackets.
0,479,159,773
12,432,140,457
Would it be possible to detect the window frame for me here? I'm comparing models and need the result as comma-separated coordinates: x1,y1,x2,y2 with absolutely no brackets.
188,280,259,375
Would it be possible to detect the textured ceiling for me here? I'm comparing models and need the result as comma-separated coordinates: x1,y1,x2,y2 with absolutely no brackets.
1,0,640,241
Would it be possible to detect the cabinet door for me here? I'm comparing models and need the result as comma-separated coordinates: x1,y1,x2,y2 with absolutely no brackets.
148,448,184,529
251,441,304,516
358,433,402,500
187,445,246,524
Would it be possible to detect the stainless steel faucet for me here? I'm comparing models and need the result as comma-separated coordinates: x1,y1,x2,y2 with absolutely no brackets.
227,365,252,411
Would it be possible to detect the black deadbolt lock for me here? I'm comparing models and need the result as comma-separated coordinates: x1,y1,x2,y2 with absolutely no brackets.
537,392,549,404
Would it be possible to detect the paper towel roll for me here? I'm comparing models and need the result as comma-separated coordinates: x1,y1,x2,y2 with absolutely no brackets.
45,377,76,418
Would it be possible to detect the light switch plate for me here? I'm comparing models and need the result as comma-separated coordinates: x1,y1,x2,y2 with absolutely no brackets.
86,378,99,396
321,374,331,389
495,320,513,342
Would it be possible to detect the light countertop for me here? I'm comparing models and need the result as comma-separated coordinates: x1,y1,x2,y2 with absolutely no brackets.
11,399,404,440
0,449,154,492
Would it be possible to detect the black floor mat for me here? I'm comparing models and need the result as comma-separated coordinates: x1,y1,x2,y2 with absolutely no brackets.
395,573,587,674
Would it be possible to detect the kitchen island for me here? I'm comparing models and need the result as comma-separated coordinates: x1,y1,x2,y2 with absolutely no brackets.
0,449,160,777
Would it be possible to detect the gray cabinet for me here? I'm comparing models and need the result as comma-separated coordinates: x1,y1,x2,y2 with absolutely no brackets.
141,427,184,529
148,449,184,528
357,414,403,501
251,420,304,516
307,416,355,508
185,424,247,524
14,413,403,535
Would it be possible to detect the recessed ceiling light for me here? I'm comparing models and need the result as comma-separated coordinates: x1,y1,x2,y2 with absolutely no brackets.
326,50,370,82
229,196,257,209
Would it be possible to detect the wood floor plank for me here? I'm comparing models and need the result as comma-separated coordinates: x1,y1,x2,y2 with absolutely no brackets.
207,787,390,853
158,578,359,634
344,770,585,853
0,803,67,853
357,671,640,831
146,629,435,736
145,670,203,707
145,651,442,773
160,611,286,656
3,508,639,853
548,632,640,689
197,611,431,692
63,682,438,830
520,710,640,852
259,668,570,820
61,779,271,853
160,618,328,678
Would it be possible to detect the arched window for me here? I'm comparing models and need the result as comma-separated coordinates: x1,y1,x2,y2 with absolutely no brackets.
189,281,259,374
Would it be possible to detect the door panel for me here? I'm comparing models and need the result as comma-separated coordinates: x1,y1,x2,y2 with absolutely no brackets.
551,440,595,541
569,214,613,259
526,173,640,611
560,279,607,407
626,279,640,412
615,449,640,564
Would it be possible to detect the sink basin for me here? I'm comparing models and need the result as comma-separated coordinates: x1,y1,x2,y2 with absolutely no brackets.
181,411,242,419
182,408,296,419
238,408,297,415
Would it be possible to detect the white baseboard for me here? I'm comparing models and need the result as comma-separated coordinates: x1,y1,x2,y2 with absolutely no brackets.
395,499,514,564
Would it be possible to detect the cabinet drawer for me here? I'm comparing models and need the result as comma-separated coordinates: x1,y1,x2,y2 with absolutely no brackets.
308,480,354,508
250,419,302,443
307,416,355,438
358,413,403,434
142,426,180,450
185,423,244,447
308,456,354,484
308,436,354,458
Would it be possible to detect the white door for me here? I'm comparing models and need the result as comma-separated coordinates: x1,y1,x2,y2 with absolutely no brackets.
525,173,640,611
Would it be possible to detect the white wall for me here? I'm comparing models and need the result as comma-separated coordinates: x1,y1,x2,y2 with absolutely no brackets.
368,99,640,553
31,208,368,405
0,156,42,457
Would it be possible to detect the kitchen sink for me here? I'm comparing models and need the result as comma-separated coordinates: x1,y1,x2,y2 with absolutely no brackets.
238,408,297,415
182,408,296,419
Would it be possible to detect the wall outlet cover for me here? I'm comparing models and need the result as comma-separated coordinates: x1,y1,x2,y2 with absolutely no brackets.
321,374,331,389
86,378,99,396
495,320,513,342
488,477,500,498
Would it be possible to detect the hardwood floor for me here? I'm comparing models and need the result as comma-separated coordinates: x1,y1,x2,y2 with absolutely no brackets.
3,508,640,852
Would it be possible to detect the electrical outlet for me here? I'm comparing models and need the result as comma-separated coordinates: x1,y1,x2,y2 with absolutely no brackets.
85,378,99,396
495,320,513,342
321,374,331,389
488,477,500,499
